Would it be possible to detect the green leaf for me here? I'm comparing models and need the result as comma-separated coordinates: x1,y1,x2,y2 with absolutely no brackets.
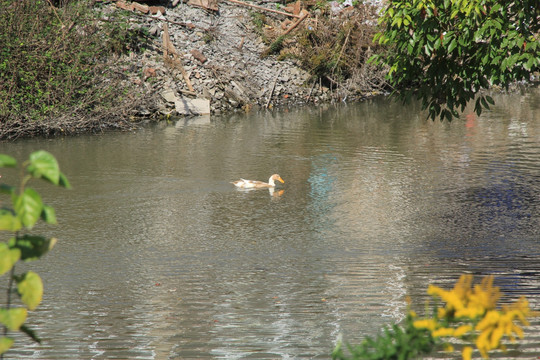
447,38,457,53
27,150,60,185
0,337,14,355
58,172,71,189
525,56,536,70
0,154,17,168
41,205,57,224
407,43,413,54
0,183,15,195
481,53,489,66
0,308,27,331
9,235,57,262
13,188,43,229
17,271,43,310
480,96,489,109
501,58,508,71
0,243,20,275
20,325,41,344
0,209,22,232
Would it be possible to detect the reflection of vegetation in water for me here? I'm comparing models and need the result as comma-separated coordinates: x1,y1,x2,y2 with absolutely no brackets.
465,160,536,237
333,275,537,360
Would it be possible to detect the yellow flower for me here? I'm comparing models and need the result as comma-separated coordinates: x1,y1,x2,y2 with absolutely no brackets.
455,306,485,319
490,325,504,349
432,327,455,338
475,310,500,331
475,330,491,358
413,319,437,331
422,276,537,360
437,307,449,318
428,285,465,311
503,297,532,325
462,346,473,360
468,276,499,311
454,324,473,337
454,274,473,298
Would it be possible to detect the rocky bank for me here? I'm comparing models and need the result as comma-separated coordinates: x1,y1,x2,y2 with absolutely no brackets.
104,0,382,118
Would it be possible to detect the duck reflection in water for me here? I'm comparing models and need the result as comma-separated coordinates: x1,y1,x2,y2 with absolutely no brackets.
269,188,284,198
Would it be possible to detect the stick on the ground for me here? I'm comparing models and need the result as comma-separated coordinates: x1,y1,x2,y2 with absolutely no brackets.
163,24,195,92
281,10,309,36
226,0,301,18
266,70,282,109
262,10,309,56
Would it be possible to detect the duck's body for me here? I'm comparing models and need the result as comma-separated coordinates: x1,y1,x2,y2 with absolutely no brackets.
232,174,285,189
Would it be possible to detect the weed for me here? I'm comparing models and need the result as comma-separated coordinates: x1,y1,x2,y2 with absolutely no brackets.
0,0,149,134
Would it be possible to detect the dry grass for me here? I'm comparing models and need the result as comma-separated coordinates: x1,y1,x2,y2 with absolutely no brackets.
259,1,389,100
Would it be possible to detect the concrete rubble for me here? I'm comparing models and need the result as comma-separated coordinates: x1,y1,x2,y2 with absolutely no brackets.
106,0,336,118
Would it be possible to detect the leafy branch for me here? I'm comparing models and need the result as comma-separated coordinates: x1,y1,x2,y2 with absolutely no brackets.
370,0,540,121
332,275,537,360
0,151,70,357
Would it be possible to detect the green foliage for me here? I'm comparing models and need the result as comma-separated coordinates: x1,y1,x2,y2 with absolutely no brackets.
332,313,435,360
333,275,537,360
250,12,269,42
0,0,148,124
0,151,70,357
263,35,287,57
370,0,540,121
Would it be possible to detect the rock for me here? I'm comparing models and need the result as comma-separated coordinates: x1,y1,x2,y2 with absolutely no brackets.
175,98,211,115
143,67,156,79
161,89,178,103
149,25,160,36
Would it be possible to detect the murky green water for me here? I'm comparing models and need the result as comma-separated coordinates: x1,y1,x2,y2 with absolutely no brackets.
1,88,540,359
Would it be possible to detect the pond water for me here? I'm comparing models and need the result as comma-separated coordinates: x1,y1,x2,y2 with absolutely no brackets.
1,88,540,359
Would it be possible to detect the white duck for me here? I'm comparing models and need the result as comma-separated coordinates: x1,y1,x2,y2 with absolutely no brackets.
232,174,285,189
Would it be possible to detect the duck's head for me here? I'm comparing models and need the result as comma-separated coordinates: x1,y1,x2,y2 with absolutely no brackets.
270,174,285,184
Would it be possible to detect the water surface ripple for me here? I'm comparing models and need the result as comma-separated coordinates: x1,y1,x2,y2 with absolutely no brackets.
1,89,539,359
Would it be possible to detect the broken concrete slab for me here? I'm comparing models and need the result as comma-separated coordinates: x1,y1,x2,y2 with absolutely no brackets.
161,89,178,103
174,98,211,115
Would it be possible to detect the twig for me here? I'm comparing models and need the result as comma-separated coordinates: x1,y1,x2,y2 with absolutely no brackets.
226,0,301,18
262,11,309,56
307,78,316,102
45,0,65,28
3,267,15,338
162,24,195,92
281,10,309,36
266,69,282,108
332,27,351,74
112,4,204,31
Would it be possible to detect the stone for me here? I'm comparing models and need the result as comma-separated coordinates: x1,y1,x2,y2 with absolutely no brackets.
161,89,178,103
148,25,160,36
143,67,156,79
175,98,211,115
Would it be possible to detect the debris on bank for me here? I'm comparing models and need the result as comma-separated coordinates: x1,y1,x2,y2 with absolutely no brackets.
102,0,385,119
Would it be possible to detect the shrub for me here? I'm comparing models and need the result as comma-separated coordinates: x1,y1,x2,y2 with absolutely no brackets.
0,151,70,358
0,0,149,138
333,275,537,360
